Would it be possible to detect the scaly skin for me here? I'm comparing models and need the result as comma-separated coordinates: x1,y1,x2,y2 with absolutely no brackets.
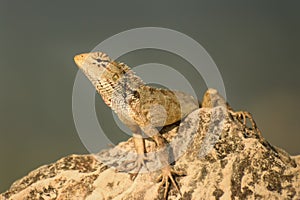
74,52,198,198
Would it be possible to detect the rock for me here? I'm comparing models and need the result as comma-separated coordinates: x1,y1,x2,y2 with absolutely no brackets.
1,93,299,199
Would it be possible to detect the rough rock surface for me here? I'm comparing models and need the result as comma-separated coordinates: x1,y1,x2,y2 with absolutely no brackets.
1,102,299,199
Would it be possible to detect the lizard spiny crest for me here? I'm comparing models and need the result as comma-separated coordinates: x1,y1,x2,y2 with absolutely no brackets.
74,52,144,107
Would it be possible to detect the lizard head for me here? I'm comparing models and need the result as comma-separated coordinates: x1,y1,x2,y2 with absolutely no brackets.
74,52,137,105
74,52,112,80
74,52,132,84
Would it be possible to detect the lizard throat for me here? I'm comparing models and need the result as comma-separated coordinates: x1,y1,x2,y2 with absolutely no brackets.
94,69,144,108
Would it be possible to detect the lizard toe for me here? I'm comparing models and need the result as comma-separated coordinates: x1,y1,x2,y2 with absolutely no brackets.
118,154,149,178
157,165,184,199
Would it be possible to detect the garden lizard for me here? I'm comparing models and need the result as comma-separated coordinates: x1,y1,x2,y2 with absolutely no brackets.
74,52,199,198
73,51,266,198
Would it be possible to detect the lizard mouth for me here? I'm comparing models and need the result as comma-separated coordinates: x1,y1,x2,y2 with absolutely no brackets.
74,53,88,68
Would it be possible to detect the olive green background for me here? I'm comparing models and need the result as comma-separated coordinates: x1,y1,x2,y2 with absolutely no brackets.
1,1,299,192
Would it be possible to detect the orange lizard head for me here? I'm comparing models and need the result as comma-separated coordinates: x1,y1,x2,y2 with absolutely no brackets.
74,52,139,105
74,52,112,79
74,52,133,84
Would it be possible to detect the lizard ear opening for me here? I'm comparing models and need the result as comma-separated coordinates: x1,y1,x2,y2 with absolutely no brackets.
112,73,119,81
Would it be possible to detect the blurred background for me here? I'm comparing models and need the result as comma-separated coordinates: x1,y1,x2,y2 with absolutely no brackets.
1,0,299,193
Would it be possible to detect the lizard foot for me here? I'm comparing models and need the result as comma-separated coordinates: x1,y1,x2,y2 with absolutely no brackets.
118,154,150,180
156,165,185,199
229,110,262,138
230,111,256,128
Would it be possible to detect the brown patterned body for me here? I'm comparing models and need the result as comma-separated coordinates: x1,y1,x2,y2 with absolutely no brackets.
126,85,198,127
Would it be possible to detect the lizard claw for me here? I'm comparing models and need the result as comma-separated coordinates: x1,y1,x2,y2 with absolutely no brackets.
157,165,185,199
118,154,150,180
230,111,257,129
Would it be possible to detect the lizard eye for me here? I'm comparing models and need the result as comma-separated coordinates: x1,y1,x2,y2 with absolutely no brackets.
112,73,119,81
96,58,102,63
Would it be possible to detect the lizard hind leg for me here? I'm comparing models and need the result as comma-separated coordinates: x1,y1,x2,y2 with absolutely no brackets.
230,111,257,129
229,110,264,140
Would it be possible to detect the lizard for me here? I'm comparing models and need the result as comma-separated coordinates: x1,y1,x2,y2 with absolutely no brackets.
74,52,199,198
73,51,264,198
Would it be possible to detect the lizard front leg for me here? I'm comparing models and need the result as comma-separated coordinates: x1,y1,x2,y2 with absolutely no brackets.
141,125,183,199
119,125,149,178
